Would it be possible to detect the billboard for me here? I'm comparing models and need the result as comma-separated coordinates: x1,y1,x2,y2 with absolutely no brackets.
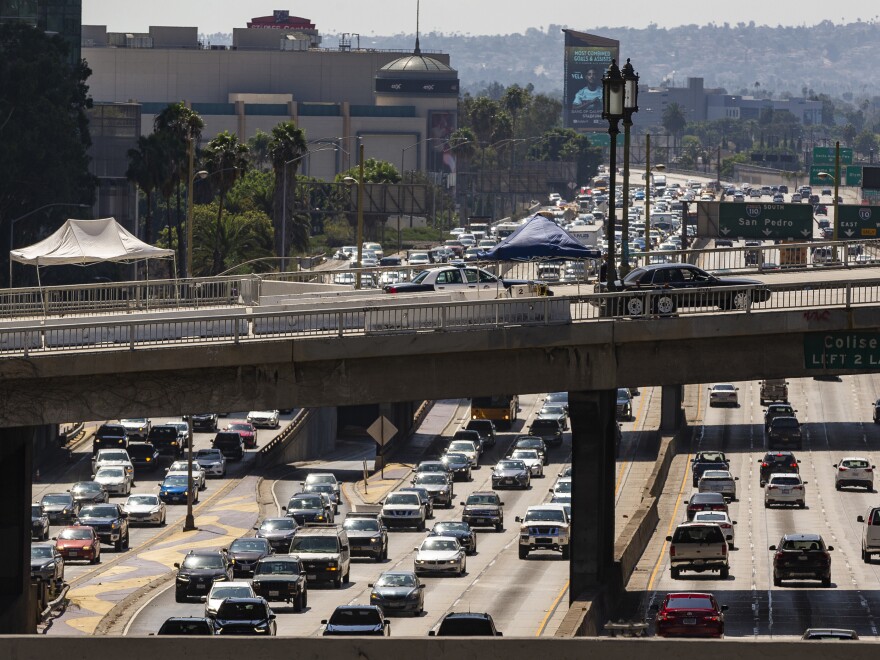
427,110,458,174
563,30,619,132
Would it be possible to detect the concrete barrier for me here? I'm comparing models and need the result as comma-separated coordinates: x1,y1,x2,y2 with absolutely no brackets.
256,407,337,467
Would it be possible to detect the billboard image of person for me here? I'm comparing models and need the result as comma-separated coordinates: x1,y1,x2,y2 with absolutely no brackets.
428,110,458,174
563,30,619,131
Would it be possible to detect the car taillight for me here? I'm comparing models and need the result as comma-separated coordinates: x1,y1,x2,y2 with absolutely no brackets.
768,485,777,490
387,287,398,293
721,545,727,556
867,468,874,473
761,462,768,467
670,546,676,557
793,485,803,490
838,466,848,471
775,552,784,561
706,616,721,622
790,463,798,468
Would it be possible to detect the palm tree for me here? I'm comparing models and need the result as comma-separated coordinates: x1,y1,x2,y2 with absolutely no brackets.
247,129,272,171
191,205,273,276
125,133,167,244
268,121,308,262
202,132,250,275
662,103,688,149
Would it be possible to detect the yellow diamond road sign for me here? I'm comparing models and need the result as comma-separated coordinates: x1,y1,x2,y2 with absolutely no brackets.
367,416,397,446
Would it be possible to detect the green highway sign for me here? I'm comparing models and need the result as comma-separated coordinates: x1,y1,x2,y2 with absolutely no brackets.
804,331,880,370
837,205,880,238
717,202,813,240
810,165,848,186
812,146,853,165
586,132,611,148
847,165,863,186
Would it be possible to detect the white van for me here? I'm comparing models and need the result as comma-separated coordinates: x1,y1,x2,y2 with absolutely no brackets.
857,506,880,562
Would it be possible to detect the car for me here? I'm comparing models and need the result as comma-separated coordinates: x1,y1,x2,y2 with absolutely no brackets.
770,533,832,587
40,492,78,524
445,439,479,467
166,460,207,491
369,571,425,616
834,456,874,490
510,436,548,465
302,482,341,513
204,581,255,618
858,507,880,562
411,472,454,507
764,472,807,508
383,265,542,295
691,451,729,487
342,513,388,561
30,543,64,590
126,442,160,471
91,449,135,482
527,418,564,447
764,403,797,429
460,491,504,531
227,536,272,577
119,418,151,441
413,536,466,576
303,473,342,505
363,242,384,259
692,511,737,549
224,422,257,449
464,419,497,448
655,592,726,638
429,521,477,555
212,597,276,636
288,525,351,587
253,517,299,553
174,549,234,602
283,492,333,524
535,403,568,430
246,410,279,430
121,494,166,526
515,504,570,559
415,460,453,479
322,605,390,636
666,522,730,579
597,263,771,315
758,451,800,485
31,503,50,541
76,503,130,550
251,555,308,610
698,470,738,501
333,272,355,285
93,423,129,453
68,481,109,507
156,617,215,635
147,424,189,458
873,399,880,424
195,448,227,477
801,628,859,640
159,474,198,504
440,452,472,481
766,416,802,450
428,611,503,636
380,491,426,530
491,459,531,490
452,429,485,453
708,384,738,407
715,238,734,248
685,492,728,521
190,413,218,432
54,525,101,564
614,387,634,419
509,448,544,477
408,252,431,266
92,465,134,496
212,431,244,461
549,476,572,499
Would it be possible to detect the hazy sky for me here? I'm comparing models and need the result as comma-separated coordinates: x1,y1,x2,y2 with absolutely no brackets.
82,1,878,35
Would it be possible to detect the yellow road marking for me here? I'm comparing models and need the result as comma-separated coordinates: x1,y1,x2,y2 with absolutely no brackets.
535,578,569,637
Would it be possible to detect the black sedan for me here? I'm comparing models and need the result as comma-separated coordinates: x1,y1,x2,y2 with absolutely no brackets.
212,597,276,636
369,571,425,615
31,503,50,541
227,536,272,577
254,517,298,553
322,605,390,636
69,481,109,507
596,263,771,315
429,521,477,555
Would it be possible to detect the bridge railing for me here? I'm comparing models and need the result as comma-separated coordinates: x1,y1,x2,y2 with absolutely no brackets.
2,277,880,357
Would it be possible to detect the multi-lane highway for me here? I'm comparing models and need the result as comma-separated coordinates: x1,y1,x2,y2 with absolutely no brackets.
623,375,880,638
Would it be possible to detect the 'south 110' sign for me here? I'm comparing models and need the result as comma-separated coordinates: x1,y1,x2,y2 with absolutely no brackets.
718,203,813,240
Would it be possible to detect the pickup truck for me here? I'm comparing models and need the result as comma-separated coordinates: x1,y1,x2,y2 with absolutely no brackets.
691,451,729,487
666,521,730,579
760,379,788,405
515,504,570,560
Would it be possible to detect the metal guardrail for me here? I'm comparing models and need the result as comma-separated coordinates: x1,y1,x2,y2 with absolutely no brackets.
256,409,310,467
1,277,879,358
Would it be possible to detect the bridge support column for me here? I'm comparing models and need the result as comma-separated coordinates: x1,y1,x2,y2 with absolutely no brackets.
0,426,35,633
569,390,617,603
660,384,684,432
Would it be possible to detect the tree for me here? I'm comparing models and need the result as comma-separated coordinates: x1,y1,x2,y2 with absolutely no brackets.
662,103,688,146
247,129,272,171
125,133,168,244
201,131,249,275
190,204,274,276
854,131,878,159
335,159,401,240
268,121,308,263
502,85,531,139
0,23,96,286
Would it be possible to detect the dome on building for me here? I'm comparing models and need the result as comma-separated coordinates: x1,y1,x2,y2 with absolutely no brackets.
375,48,459,96
379,54,455,74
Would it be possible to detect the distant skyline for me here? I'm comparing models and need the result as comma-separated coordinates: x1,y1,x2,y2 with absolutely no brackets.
83,1,878,35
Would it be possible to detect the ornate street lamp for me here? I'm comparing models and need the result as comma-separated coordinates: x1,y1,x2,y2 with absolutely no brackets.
601,60,625,291
620,59,639,276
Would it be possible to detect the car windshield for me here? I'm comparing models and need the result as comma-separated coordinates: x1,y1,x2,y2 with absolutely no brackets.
376,573,416,588
466,494,499,506
164,475,188,486
541,404,565,414
256,560,299,575
196,450,223,459
288,496,321,509
766,454,794,464
290,537,338,553
782,539,824,551
448,441,475,452
697,452,726,462
260,518,295,531
127,495,159,506
415,474,448,485
674,525,724,543
434,523,469,534
32,504,43,517
32,546,54,559
121,418,147,425
554,481,572,493
410,271,430,284
385,493,420,505
512,450,538,460
694,513,728,523
842,459,870,468
210,586,252,599
343,519,379,531
305,484,334,493
217,601,268,620
417,463,446,472
713,384,735,391
71,482,102,494
524,509,566,523
80,505,118,517
438,618,494,635
99,452,128,461
305,475,336,485
228,424,253,432
58,528,93,540
329,608,381,626
667,597,714,610
230,539,268,552
444,453,468,464
421,539,459,552
701,471,731,480
516,439,542,449
182,554,224,569
168,462,191,471
96,468,124,478
497,461,525,470
769,406,794,415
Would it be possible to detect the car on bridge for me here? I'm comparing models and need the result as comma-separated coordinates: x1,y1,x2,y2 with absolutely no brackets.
708,383,739,407
174,549,234,602
655,592,726,638
254,517,299,553
697,470,738,501
194,448,226,477
595,263,770,316
31,504,50,541
342,513,388,561
763,402,796,428
166,460,207,491
460,491,504,532
515,504,570,559
382,265,545,296
121,494,166,526
76,503,130,551
491,459,531,490
685,493,728,521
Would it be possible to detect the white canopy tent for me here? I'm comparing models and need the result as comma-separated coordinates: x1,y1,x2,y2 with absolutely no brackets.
9,217,177,309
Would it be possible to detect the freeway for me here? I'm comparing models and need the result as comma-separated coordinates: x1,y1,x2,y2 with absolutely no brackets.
620,374,880,638
121,389,662,637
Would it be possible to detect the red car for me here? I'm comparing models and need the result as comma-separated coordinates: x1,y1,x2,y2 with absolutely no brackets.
226,422,257,449
655,592,726,638
54,525,101,564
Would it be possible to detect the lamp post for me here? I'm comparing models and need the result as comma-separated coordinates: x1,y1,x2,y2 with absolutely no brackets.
619,59,639,277
343,143,366,289
643,157,666,256
281,146,341,271
8,202,91,287
818,163,841,244
601,59,625,291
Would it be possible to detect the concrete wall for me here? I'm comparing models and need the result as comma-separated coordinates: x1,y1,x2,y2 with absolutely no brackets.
261,407,337,466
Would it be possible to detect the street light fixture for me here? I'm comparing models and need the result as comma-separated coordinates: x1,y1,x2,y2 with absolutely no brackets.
8,202,91,287
620,58,639,276
601,59,625,291
186,166,238,279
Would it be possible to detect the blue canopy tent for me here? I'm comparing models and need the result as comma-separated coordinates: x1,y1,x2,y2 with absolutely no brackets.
478,214,602,261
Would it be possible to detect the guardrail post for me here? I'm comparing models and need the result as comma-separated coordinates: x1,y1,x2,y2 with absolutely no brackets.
846,282,852,308
234,319,240,344
338,312,344,337
440,305,447,330
129,324,135,351
544,298,549,325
